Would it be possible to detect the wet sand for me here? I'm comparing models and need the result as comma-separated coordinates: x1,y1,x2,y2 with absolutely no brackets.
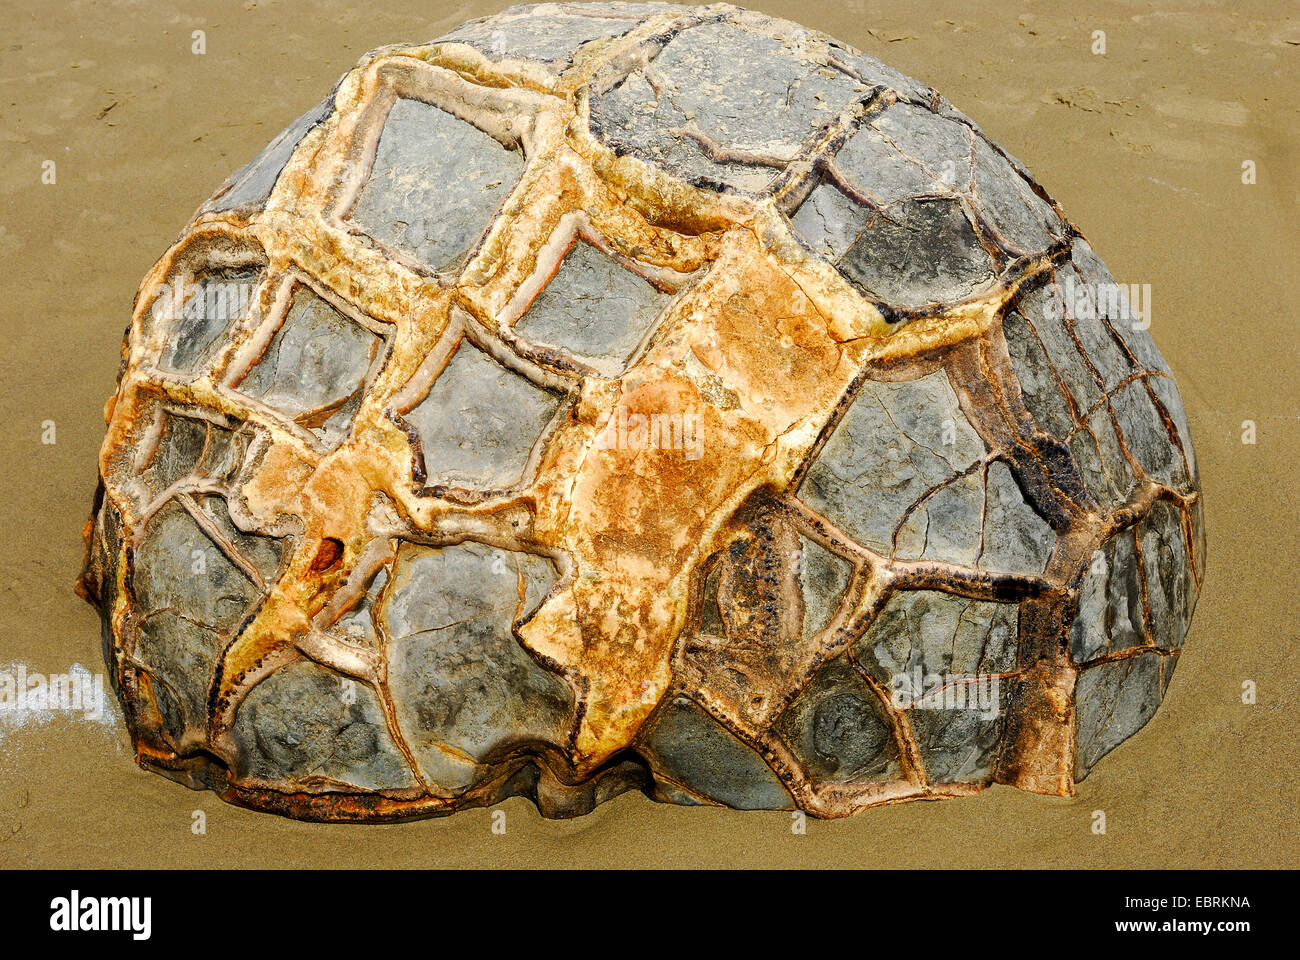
0,0,1295,867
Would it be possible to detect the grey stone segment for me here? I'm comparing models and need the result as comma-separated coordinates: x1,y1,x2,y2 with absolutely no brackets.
438,3,652,63
515,241,670,375
652,777,712,806
133,500,262,632
1069,546,1113,663
893,461,1054,575
790,180,873,262
893,469,985,565
382,541,572,790
970,138,1063,254
639,696,792,808
1003,307,1077,439
798,193,994,307
140,412,207,496
791,97,1070,295
207,93,336,213
834,122,945,204
774,657,900,784
1149,373,1197,484
1012,282,1103,414
1107,529,1149,652
591,20,874,192
1069,528,1147,664
856,590,1019,691
137,612,224,743
405,339,562,490
873,101,973,189
146,670,186,746
979,461,1054,575
1139,501,1194,651
1109,380,1184,488
1070,526,1163,665
1073,650,1165,779
854,587,1011,791
1068,404,1136,510
351,97,525,273
233,660,416,790
1065,311,1133,396
238,285,382,443
799,370,986,554
595,73,769,191
160,267,263,375
797,535,852,637
907,681,1007,784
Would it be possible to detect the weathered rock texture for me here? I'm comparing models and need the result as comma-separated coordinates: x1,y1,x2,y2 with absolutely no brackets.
78,2,1203,820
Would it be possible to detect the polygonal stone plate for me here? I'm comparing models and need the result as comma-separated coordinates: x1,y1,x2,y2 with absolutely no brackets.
382,541,571,789
798,370,989,553
236,283,385,445
350,97,525,274
159,267,263,376
515,241,671,375
402,339,562,492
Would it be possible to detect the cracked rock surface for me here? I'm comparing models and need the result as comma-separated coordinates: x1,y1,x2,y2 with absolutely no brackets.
78,2,1203,821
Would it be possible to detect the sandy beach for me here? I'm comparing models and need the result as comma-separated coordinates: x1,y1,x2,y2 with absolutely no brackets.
0,0,1295,867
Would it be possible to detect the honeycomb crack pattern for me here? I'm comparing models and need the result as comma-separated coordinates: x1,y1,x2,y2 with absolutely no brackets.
78,2,1202,821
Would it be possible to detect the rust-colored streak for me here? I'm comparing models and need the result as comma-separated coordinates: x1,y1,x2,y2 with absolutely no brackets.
310,537,344,572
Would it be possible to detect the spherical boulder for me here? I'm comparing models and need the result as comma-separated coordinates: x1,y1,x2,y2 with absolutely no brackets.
79,2,1203,820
